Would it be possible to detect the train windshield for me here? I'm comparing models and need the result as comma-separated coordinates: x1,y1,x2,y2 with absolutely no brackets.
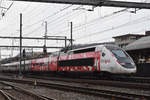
111,50,128,58
105,46,128,58
106,46,135,68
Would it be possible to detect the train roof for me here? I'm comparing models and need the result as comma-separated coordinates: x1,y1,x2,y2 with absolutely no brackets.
1,60,31,66
66,45,103,52
65,44,119,53
105,44,122,50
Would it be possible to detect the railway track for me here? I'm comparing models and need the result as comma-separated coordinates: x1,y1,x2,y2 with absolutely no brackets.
0,81,55,100
0,76,149,100
2,73,150,84
23,72,150,84
116,76,150,83
24,75,150,91
0,89,15,100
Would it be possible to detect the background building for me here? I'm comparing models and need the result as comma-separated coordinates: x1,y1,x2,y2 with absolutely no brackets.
113,34,144,48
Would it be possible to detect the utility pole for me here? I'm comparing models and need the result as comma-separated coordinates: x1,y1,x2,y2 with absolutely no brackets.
11,37,14,57
44,21,47,47
19,13,22,76
0,48,2,67
70,22,73,50
65,36,67,48
0,48,2,59
44,21,47,54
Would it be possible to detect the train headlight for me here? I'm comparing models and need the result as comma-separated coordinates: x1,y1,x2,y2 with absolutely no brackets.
131,62,135,66
120,63,125,66
117,60,125,66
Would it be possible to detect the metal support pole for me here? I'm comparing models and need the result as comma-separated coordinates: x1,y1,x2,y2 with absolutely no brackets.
24,58,25,72
19,13,22,76
0,48,2,59
65,36,67,48
44,21,47,47
0,48,2,67
70,22,73,50
44,21,47,54
11,37,14,57
32,48,33,56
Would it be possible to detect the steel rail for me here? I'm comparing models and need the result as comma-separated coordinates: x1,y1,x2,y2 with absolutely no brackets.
115,76,150,83
37,81,150,100
0,90,18,100
0,90,12,100
25,75,150,90
0,77,149,100
0,81,55,100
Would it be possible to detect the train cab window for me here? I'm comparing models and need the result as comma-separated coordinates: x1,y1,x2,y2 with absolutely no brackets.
112,50,127,58
106,46,128,58
73,47,95,54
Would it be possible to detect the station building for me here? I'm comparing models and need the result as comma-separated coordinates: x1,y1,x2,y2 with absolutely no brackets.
113,34,144,48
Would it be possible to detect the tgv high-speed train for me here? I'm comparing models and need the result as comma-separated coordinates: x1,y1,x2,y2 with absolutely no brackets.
0,45,136,75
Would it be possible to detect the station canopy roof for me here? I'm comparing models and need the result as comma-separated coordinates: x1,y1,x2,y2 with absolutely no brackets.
125,35,150,51
12,0,150,9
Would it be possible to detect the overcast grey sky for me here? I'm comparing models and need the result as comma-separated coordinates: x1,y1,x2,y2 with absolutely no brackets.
0,0,150,58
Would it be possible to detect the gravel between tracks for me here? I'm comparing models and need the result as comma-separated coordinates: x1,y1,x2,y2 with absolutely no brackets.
6,82,109,100
25,77,150,96
0,74,150,100
0,92,6,100
4,89,38,100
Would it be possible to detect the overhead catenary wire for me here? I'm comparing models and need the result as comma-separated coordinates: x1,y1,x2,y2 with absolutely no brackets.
52,7,146,36
50,10,148,41
48,16,150,47
23,5,82,36
76,15,150,40
0,1,14,18
22,0,148,34
84,27,148,44
0,4,73,36
0,5,142,37
25,7,128,37
51,8,129,36
23,5,73,30
0,0,149,45
0,2,27,32
51,9,141,38
48,8,146,37
0,0,149,57
0,3,70,33
25,0,148,37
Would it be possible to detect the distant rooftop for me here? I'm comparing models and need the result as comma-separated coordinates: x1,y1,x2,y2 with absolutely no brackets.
113,34,145,39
